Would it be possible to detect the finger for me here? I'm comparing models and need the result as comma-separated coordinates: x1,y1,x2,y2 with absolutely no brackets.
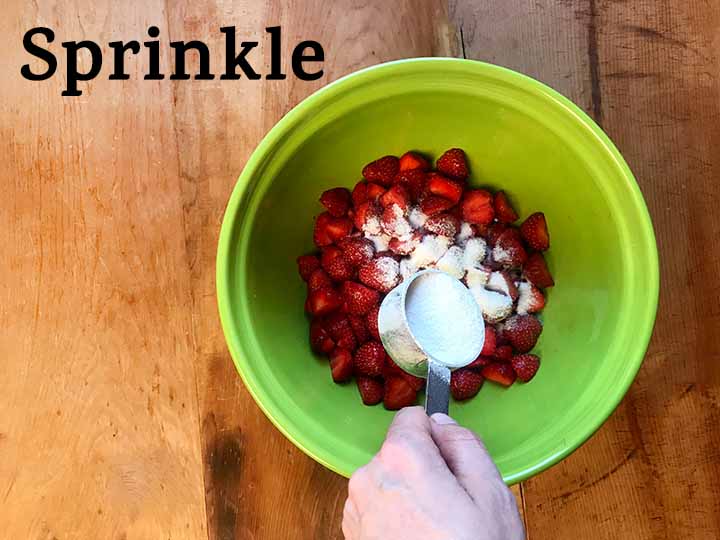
341,497,359,539
386,406,431,438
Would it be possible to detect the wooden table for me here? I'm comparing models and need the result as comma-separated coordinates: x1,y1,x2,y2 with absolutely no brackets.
2,1,719,538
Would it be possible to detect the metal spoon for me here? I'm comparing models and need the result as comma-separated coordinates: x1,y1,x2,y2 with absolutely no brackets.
378,269,485,415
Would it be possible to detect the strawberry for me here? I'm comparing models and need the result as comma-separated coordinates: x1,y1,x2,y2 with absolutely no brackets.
325,216,353,241
396,169,427,201
383,355,405,379
503,314,542,353
462,190,494,225
349,314,370,344
520,212,549,251
359,256,400,293
481,362,516,386
481,325,497,356
466,355,492,371
427,173,463,204
353,201,381,231
381,205,413,238
399,151,430,172
314,212,352,246
352,181,368,207
485,222,508,246
380,184,410,210
326,313,357,351
511,354,540,382
366,182,386,201
354,341,385,377
309,318,335,354
424,213,460,237
305,287,342,316
341,281,380,315
487,271,519,302
388,231,422,255
436,148,469,180
516,281,545,314
321,246,355,281
339,237,375,267
523,252,554,288
450,369,484,400
320,187,351,217
493,191,518,223
307,268,333,291
492,228,528,268
383,376,418,410
420,195,455,216
366,305,380,340
356,376,384,405
330,348,353,383
297,254,320,281
400,371,425,392
494,345,513,361
362,155,400,186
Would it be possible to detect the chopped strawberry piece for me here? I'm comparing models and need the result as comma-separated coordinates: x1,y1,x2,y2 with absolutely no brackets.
365,182,386,201
494,345,513,361
359,256,400,293
486,222,508,246
352,181,368,207
306,287,342,316
436,148,469,180
307,268,333,291
481,325,497,356
330,348,353,383
354,341,385,377
383,355,405,379
356,376,384,405
520,212,550,251
381,205,413,238
366,305,380,340
398,151,430,172
503,314,542,353
466,355,492,371
321,246,355,281
353,201,381,231
313,213,333,247
487,271,519,302
492,228,528,268
341,281,380,315
309,318,335,354
326,313,357,351
427,173,463,204
396,169,427,201
362,155,400,186
462,190,494,225
380,184,410,210
349,315,370,344
297,254,320,281
481,362,516,386
451,369,484,400
400,371,426,392
425,213,460,238
339,237,375,267
523,252,555,288
383,376,418,410
511,354,540,382
420,195,455,216
320,187,351,217
516,281,545,314
388,231,423,255
325,216,353,242
493,191,518,223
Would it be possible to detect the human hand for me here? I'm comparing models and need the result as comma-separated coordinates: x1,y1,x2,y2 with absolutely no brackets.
342,406,524,540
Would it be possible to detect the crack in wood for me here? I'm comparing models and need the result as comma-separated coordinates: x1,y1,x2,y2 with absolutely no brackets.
587,0,603,126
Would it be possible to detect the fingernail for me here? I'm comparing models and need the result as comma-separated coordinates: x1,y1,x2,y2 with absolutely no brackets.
431,413,457,425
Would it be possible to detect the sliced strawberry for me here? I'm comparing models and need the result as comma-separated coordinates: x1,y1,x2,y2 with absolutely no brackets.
503,314,542,353
330,348,353,383
486,222,508,246
341,281,380,315
520,212,550,251
388,231,422,255
366,182,386,201
492,228,528,268
354,341,385,377
381,205,413,238
306,286,342,316
450,369,484,400
516,281,546,314
297,254,320,281
383,355,405,379
320,187,351,217
400,371,425,392
321,246,355,281
481,325,497,356
383,376,418,410
362,155,400,186
359,256,400,293
399,151,430,172
349,314,370,344
309,318,335,354
356,376,384,405
462,190,494,225
436,148,469,180
366,305,380,340
481,362,516,386
427,173,463,204
325,216,353,242
353,201,381,231
339,236,375,267
326,313,357,351
424,213,460,237
420,195,455,216
493,191,518,223
487,271,519,302
466,355,492,371
511,354,540,382
523,252,555,288
313,213,334,247
380,184,410,210
352,181,368,207
307,268,333,291
396,169,427,201
494,345,513,362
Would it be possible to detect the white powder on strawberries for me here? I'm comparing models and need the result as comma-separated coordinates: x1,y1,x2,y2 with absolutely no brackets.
433,246,465,279
383,204,413,239
373,256,401,290
470,286,513,323
409,234,450,268
516,281,535,315
465,267,490,288
367,234,391,252
455,222,475,245
463,237,487,270
363,215,382,236
408,206,428,229
400,258,418,280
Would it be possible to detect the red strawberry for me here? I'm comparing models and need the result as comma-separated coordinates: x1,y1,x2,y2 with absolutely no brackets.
320,187,351,217
326,313,357,351
399,151,430,172
466,355,492,371
314,212,352,246
349,314,370,344
339,237,375,267
481,325,497,356
400,371,426,392
481,362,516,386
307,268,333,291
380,184,410,210
424,213,460,237
352,181,368,207
366,182,386,201
420,195,455,216
330,348,353,383
436,148,469,180
450,369,484,400
309,318,335,354
353,201,381,231
362,155,400,186
396,169,427,201
297,254,320,281
306,287,342,316
359,256,400,293
388,231,422,255
487,270,519,302
517,281,545,314
494,345,513,361
503,314,542,353
493,228,528,268
321,247,355,281
486,222,508,246
366,305,380,340
462,190,495,225
520,212,550,251
381,205,413,238
523,252,555,288
356,376,384,405
354,341,385,377
383,355,405,379
511,354,540,382
427,173,463,204
341,281,380,315
383,376,418,410
493,191,518,223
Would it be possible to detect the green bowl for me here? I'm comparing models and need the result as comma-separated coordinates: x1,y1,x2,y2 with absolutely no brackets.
217,58,658,483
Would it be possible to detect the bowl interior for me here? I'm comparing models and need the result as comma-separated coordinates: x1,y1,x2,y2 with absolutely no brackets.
218,59,658,482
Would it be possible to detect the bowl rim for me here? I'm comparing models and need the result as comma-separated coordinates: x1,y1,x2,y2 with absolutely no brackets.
216,57,660,482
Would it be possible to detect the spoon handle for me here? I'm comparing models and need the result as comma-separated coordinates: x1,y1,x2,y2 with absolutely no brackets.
425,359,450,416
